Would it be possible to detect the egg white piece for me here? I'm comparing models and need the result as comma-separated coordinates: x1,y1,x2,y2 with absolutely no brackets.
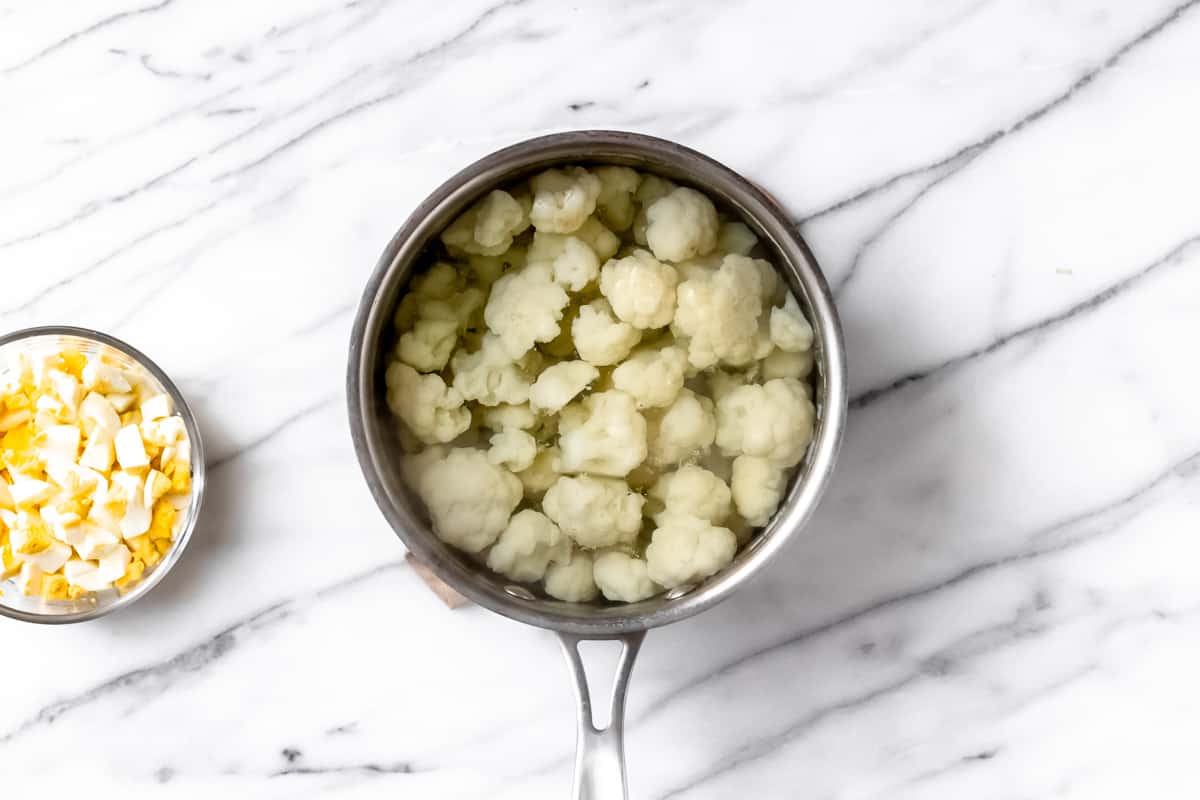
140,393,173,421
63,559,111,592
114,424,149,470
9,478,55,507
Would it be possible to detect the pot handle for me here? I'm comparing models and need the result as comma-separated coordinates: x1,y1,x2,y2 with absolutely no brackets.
557,631,647,800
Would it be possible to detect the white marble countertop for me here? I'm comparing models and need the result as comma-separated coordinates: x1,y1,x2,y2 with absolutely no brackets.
3,0,1200,797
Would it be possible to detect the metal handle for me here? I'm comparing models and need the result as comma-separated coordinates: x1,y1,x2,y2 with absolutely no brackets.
558,630,646,800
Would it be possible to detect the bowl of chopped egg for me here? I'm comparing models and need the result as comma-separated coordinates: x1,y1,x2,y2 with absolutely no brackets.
349,130,846,797
0,326,203,624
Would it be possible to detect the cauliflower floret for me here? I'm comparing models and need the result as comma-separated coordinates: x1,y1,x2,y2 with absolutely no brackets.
516,445,561,498
593,551,660,602
648,465,732,524
672,254,765,369
385,362,470,444
717,221,758,256
544,548,598,602
644,187,719,263
593,166,641,231
632,175,677,246
478,403,538,431
645,514,737,588
487,428,538,472
527,233,601,292
715,377,815,467
414,448,522,553
485,509,571,582
441,189,530,256
419,287,486,332
760,348,814,380
611,345,688,409
573,216,621,261
396,318,458,373
401,444,447,489
466,247,526,287
529,360,599,414
394,262,464,330
573,299,641,366
451,334,538,406
484,264,570,359
542,475,644,548
707,370,749,404
529,167,602,233
558,390,647,477
599,249,678,330
731,455,787,526
645,389,715,466
750,258,779,305
770,293,814,353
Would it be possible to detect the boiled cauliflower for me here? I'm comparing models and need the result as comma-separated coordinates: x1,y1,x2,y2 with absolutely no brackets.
717,221,758,256
648,465,732,524
761,348,813,380
644,187,719,263
394,262,464,330
478,403,538,432
396,318,458,373
593,551,660,602
572,299,641,366
543,547,599,602
715,377,815,467
485,509,571,582
645,514,737,588
516,445,562,498
414,448,521,553
593,166,641,231
487,428,538,472
385,362,470,444
632,174,677,245
542,475,643,548
485,264,570,359
419,287,486,333
529,360,598,414
557,390,647,477
529,167,602,233
599,249,678,329
731,455,787,526
645,388,715,466
672,254,765,369
770,293,814,353
451,334,537,406
441,189,530,256
610,345,688,409
527,233,600,292
467,247,526,287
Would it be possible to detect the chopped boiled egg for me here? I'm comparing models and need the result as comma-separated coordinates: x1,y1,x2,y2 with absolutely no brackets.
0,344,193,599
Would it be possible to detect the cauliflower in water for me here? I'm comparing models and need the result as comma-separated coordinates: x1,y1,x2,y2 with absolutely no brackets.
761,348,814,380
672,254,765,369
717,221,758,256
573,299,641,366
599,249,678,330
644,187,719,263
648,465,732,524
441,190,530,256
451,334,537,406
396,318,458,373
529,167,602,233
485,509,571,582
770,293,814,353
715,377,815,467
467,247,526,287
542,475,644,548
487,428,537,472
385,362,470,444
558,390,647,477
516,445,562,498
544,548,598,602
394,262,463,330
478,402,538,432
529,360,599,414
527,233,600,292
593,166,641,231
593,551,660,602
485,264,570,359
414,448,521,553
645,388,715,466
632,175,677,245
611,345,688,409
731,455,787,526
645,514,737,588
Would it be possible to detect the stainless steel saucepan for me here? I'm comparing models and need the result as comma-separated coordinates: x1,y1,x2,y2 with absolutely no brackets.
347,130,847,799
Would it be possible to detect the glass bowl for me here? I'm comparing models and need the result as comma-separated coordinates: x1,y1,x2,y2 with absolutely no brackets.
0,326,205,624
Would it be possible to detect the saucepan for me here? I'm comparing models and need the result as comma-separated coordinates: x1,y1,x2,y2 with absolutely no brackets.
347,130,847,798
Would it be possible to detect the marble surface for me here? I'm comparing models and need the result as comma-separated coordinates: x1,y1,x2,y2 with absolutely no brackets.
3,0,1200,796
